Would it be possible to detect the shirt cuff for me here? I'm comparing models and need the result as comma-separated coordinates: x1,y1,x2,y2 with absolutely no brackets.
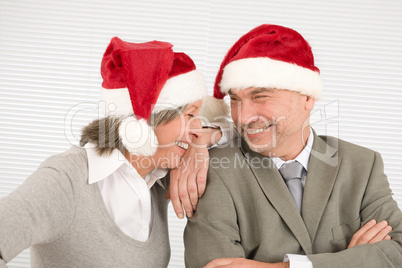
205,121,238,149
284,254,313,268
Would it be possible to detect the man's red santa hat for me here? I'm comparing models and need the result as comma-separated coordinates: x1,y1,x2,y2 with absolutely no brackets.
100,37,207,156
213,24,323,100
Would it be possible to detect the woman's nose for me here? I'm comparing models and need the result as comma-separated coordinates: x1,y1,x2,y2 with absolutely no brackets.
187,116,202,139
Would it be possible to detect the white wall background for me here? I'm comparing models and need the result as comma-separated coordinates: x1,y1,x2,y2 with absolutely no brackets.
1,0,401,267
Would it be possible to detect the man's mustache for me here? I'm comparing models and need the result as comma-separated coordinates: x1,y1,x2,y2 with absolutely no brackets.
238,121,276,132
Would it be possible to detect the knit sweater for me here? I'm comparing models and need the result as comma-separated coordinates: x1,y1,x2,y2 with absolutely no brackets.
0,146,171,268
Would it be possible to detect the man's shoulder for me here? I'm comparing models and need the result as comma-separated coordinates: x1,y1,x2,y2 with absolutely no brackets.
209,137,243,158
206,137,255,186
318,135,377,160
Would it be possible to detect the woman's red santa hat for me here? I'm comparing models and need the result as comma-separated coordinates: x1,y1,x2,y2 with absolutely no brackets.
100,37,207,156
213,24,323,100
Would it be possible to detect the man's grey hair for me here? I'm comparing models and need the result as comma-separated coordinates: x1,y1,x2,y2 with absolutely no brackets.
80,105,188,156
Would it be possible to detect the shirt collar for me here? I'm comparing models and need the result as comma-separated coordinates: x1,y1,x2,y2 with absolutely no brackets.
84,143,167,188
271,129,314,171
145,168,168,189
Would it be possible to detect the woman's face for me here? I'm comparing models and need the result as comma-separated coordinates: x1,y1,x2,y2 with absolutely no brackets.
152,99,203,169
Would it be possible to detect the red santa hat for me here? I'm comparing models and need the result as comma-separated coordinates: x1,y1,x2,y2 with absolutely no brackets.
100,37,207,156
213,24,322,100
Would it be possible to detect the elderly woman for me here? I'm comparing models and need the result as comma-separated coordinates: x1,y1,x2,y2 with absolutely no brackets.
0,37,225,267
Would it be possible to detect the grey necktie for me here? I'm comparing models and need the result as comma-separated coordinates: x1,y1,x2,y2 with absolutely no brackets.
279,161,304,213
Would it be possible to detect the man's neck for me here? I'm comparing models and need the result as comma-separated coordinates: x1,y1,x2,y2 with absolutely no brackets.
275,127,311,161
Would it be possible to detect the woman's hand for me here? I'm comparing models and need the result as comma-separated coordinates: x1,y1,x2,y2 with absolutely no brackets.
166,126,223,219
167,144,209,218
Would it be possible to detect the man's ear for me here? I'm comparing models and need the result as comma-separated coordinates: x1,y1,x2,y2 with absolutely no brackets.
305,96,315,111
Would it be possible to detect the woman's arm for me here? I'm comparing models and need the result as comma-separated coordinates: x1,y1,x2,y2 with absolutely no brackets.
167,122,236,218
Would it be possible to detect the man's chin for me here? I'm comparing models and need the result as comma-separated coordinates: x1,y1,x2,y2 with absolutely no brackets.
246,141,272,154
243,135,280,154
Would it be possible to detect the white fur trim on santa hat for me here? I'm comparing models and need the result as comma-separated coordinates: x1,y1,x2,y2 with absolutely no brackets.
220,57,322,100
119,117,158,156
199,96,230,124
100,70,207,116
153,70,207,113
100,87,133,116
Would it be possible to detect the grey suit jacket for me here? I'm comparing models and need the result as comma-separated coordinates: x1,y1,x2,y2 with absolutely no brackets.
184,132,402,268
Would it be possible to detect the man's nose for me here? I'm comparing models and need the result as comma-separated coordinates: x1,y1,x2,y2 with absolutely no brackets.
239,100,259,126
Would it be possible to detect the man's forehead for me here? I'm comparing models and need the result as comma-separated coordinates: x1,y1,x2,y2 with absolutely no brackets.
228,87,277,95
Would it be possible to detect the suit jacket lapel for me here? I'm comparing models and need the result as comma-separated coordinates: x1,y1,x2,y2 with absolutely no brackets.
240,139,313,254
302,131,341,242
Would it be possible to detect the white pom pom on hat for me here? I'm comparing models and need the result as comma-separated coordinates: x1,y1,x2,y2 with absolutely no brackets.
118,117,157,156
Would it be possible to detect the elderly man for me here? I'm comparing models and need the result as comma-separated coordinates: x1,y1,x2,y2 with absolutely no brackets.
184,24,402,268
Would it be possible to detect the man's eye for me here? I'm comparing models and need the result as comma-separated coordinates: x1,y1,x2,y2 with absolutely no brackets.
230,99,240,106
255,95,267,99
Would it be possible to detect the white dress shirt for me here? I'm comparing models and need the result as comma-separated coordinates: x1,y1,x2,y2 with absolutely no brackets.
271,130,314,187
85,143,167,242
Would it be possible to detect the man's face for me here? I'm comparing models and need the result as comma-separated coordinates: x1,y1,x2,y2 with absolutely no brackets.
229,87,314,158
